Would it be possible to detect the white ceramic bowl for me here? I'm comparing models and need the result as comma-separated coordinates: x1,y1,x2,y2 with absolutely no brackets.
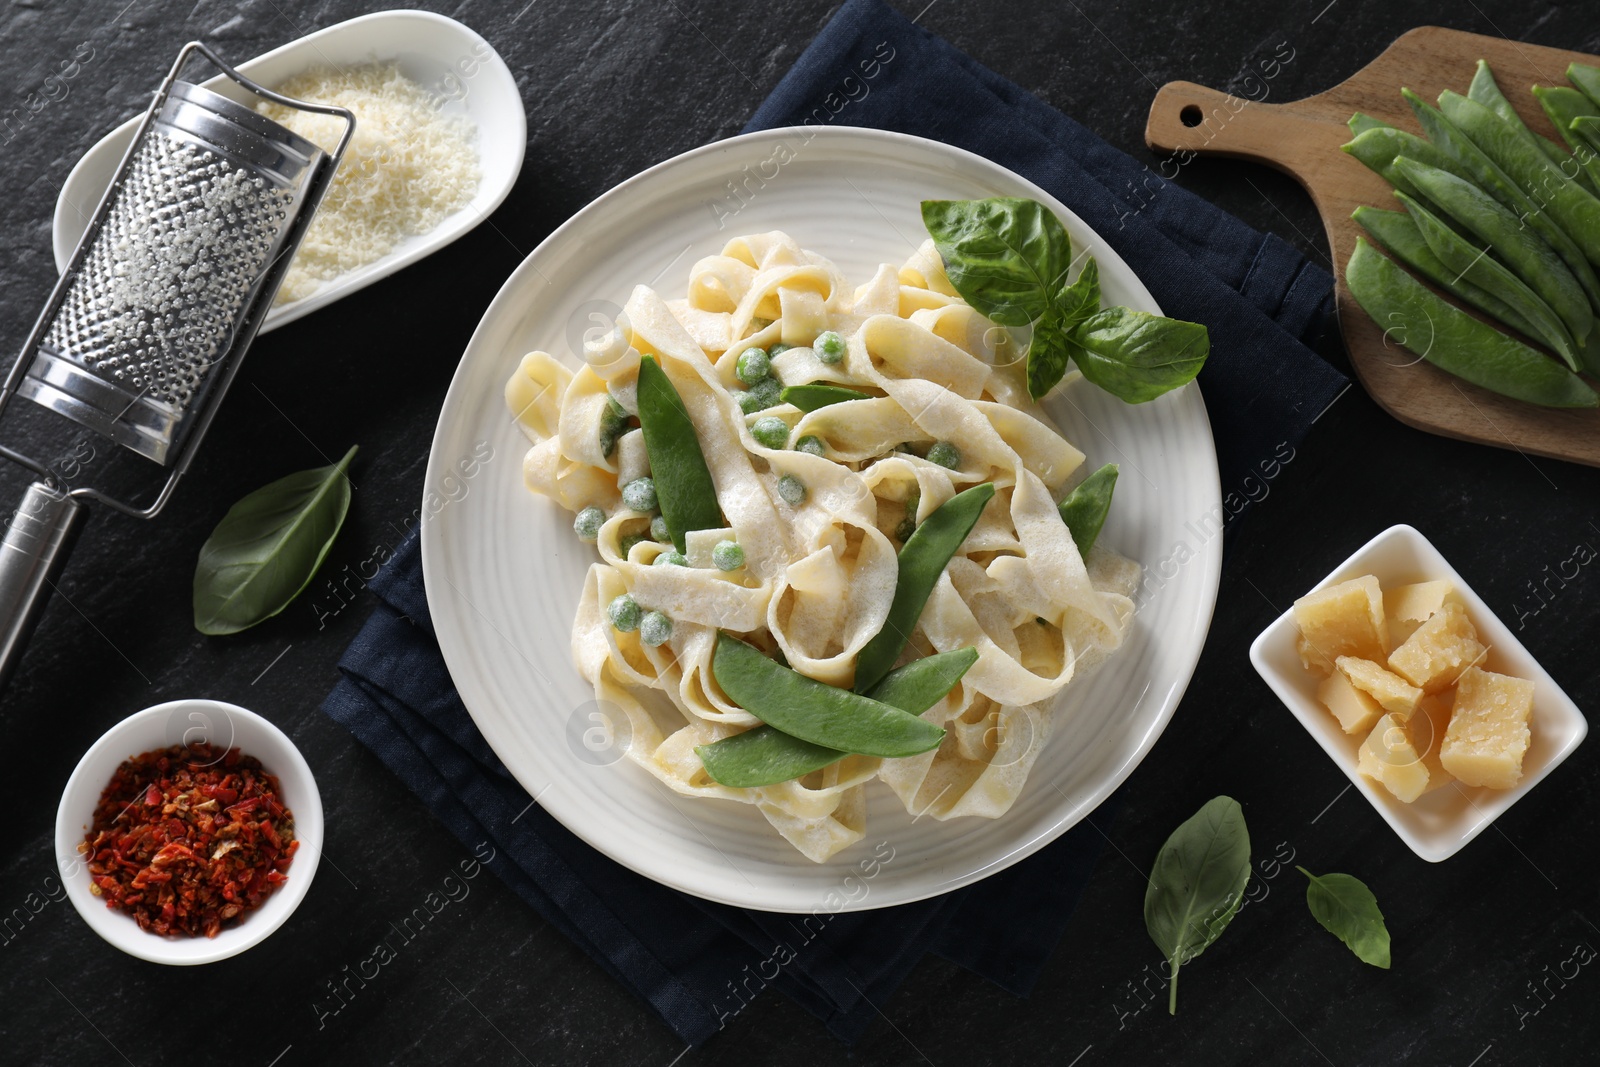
52,9,526,332
1249,524,1587,861
55,699,323,964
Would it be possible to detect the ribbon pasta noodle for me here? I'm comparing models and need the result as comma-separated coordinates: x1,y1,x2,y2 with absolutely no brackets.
505,232,1141,862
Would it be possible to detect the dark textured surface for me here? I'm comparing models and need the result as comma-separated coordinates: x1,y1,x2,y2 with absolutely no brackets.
1,2,1597,1065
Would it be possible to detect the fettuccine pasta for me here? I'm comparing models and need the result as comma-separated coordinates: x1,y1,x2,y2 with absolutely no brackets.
505,232,1141,862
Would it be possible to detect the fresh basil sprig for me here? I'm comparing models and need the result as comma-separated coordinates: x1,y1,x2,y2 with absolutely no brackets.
193,446,357,635
1143,796,1252,1015
921,197,1209,401
1297,867,1391,969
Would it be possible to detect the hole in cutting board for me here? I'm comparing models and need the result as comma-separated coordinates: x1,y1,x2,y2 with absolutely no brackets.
1179,104,1202,127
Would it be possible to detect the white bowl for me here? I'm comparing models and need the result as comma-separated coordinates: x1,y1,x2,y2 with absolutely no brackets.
1249,524,1587,862
52,8,526,333
55,699,323,964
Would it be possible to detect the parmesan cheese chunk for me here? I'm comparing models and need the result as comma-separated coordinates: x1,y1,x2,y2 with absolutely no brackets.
1410,691,1456,795
1357,712,1431,802
1387,602,1486,694
1385,579,1454,648
1317,669,1383,735
1440,667,1533,789
1336,656,1422,716
1292,575,1388,675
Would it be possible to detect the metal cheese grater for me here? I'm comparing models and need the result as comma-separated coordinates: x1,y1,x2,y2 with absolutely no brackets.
0,42,353,686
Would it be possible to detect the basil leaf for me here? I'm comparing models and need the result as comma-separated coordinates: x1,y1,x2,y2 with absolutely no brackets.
1025,258,1103,399
1144,796,1252,1015
921,197,1072,327
1057,462,1118,557
1069,306,1210,403
193,445,357,635
1297,867,1391,969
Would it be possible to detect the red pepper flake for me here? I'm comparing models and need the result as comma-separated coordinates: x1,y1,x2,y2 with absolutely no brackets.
83,743,298,939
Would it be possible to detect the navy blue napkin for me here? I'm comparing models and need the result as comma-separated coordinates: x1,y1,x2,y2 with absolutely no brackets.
322,0,1347,1048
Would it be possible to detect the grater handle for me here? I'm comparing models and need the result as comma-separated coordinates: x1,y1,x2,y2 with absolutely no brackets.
0,482,88,689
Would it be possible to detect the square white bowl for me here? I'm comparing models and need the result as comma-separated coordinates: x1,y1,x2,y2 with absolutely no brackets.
1249,524,1587,861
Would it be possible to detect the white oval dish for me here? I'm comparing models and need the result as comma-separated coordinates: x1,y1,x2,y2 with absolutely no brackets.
1250,523,1587,862
422,126,1223,911
52,9,525,333
55,699,323,965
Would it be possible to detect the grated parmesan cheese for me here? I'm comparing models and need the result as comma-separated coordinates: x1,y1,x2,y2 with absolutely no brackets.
257,63,481,304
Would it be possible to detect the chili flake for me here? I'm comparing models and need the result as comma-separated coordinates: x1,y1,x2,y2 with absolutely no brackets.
82,743,297,938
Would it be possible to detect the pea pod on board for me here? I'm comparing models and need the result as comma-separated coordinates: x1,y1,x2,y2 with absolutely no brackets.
1345,237,1597,409
636,355,723,553
1568,63,1600,111
696,647,978,788
1395,191,1580,370
1346,112,1392,137
1057,463,1118,559
1467,60,1577,174
710,632,946,759
779,383,872,412
1393,157,1592,348
1352,206,1542,342
1532,85,1600,192
1343,126,1465,201
1400,88,1600,309
853,481,996,694
1437,90,1600,273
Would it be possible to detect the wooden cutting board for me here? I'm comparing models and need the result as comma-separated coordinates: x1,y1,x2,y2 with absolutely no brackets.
1145,26,1600,469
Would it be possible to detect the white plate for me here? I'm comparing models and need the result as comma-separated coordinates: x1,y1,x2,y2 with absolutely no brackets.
52,9,525,333
1250,523,1587,861
422,127,1222,911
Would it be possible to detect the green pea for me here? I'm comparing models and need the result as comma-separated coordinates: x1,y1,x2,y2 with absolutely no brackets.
706,633,946,760
637,356,722,552
695,647,978,787
735,347,770,385
599,398,627,459
620,476,658,512
1533,86,1600,196
1393,158,1592,355
926,441,961,469
1396,191,1580,369
650,514,670,542
1057,463,1118,558
779,383,871,412
618,533,646,560
751,416,790,449
854,482,995,694
893,517,916,542
1345,237,1596,408
573,506,605,542
640,611,673,647
652,550,688,567
814,330,847,364
1398,91,1600,309
712,539,744,571
776,474,806,506
768,342,794,358
1353,206,1543,342
607,593,641,632
737,376,784,414
794,435,826,457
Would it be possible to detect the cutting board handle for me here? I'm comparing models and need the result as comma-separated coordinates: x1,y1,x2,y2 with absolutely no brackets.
1145,81,1337,185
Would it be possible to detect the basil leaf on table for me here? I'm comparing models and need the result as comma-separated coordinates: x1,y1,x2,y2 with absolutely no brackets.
1297,867,1391,969
193,446,357,635
1144,795,1252,1015
1069,307,1210,404
920,197,1072,326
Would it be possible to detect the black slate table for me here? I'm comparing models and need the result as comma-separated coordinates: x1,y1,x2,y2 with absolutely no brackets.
2,2,1597,1065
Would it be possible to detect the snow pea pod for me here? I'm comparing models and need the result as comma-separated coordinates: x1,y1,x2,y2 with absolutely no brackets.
636,355,722,552
1468,60,1576,174
1393,157,1592,348
854,482,996,694
1437,90,1600,272
710,632,947,759
1395,191,1580,369
1346,238,1597,408
1400,89,1600,309
1569,63,1600,111
779,383,872,412
696,647,977,787
1532,86,1600,192
1351,206,1542,341
1343,127,1463,200
1347,112,1392,137
1057,463,1118,559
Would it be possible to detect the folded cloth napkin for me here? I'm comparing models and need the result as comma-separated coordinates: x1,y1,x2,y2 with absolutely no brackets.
322,0,1348,1048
